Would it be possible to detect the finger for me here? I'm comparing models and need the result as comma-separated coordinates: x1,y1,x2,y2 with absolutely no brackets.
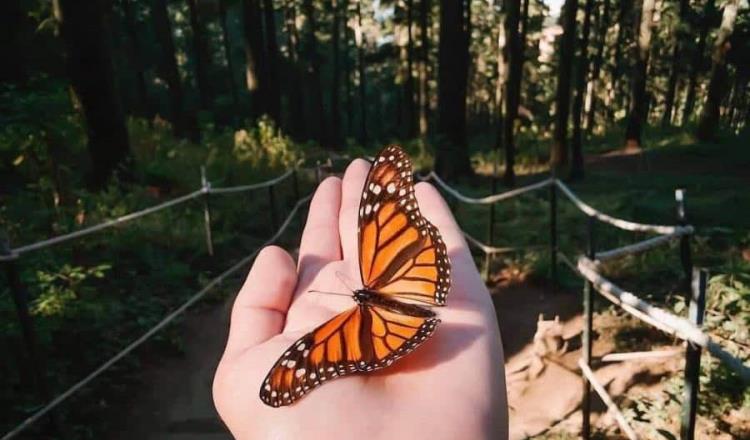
222,246,298,358
339,159,371,262
297,176,343,289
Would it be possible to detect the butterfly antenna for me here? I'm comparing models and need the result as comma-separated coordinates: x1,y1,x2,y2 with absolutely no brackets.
308,290,351,298
334,271,358,292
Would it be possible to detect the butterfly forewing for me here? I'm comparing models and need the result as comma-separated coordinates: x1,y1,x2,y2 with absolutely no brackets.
358,145,451,305
260,305,439,407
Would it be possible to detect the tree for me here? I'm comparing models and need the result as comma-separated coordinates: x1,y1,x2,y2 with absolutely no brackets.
330,0,342,149
120,0,152,122
55,0,132,187
682,0,716,124
218,0,240,118
661,0,690,127
242,0,267,117
503,0,523,186
405,0,417,137
624,0,656,150
355,0,368,145
284,0,306,138
187,0,214,110
550,0,578,174
262,0,282,122
418,0,431,138
435,0,472,179
302,0,328,145
584,0,610,132
696,0,740,140
151,0,198,142
570,0,594,180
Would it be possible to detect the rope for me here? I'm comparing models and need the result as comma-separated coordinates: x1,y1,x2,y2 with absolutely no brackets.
0,194,312,440
555,180,686,235
419,171,554,204
594,228,693,262
0,166,306,260
576,257,750,383
463,231,519,255
209,167,295,195
578,359,639,440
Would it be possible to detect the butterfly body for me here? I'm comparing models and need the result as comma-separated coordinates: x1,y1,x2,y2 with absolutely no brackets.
260,145,451,407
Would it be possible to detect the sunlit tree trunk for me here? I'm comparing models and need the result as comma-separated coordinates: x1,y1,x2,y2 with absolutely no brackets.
218,0,239,119
585,0,610,132
343,0,354,138
187,0,213,110
494,18,507,153
302,0,327,145
418,0,430,138
242,0,266,117
503,0,522,186
355,0,368,145
284,0,305,138
696,0,739,140
121,0,152,122
624,0,656,150
262,0,281,122
609,0,630,121
151,0,198,141
682,0,715,125
570,0,594,180
435,0,472,179
55,0,132,187
405,0,416,137
661,0,689,127
550,0,578,174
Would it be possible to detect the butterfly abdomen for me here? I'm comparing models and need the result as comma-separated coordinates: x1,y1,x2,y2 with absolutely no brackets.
354,290,436,318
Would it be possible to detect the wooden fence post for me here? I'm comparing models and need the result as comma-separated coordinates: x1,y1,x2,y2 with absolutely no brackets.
680,268,707,440
1,237,64,437
675,189,693,304
582,215,596,439
550,181,558,291
484,175,498,282
200,167,214,257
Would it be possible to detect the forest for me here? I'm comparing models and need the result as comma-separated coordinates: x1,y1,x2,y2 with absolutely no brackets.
1,0,749,438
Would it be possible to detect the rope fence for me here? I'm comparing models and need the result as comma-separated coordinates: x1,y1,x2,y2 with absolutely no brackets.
1,188,313,440
411,171,749,440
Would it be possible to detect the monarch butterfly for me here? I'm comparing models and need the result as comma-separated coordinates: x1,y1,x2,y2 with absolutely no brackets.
259,145,451,407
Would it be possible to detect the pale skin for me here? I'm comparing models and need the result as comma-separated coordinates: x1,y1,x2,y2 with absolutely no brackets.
213,159,509,439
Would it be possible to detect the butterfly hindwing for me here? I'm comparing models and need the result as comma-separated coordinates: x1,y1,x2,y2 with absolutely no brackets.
259,304,439,407
358,145,451,305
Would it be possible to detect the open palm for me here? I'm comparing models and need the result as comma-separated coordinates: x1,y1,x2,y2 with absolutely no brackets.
213,159,508,439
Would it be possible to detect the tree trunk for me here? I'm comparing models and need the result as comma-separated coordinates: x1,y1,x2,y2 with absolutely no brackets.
405,0,417,137
343,0,354,137
682,0,715,125
494,19,507,153
624,0,656,150
121,0,152,122
284,0,305,138
418,0,430,139
55,0,132,188
585,0,610,132
661,0,689,127
550,0,578,174
152,0,198,141
609,0,630,121
356,0,368,145
330,0,342,149
219,0,240,121
262,0,282,122
696,0,739,140
302,0,328,145
570,0,594,180
435,0,472,180
187,0,213,110
242,0,267,117
503,0,522,186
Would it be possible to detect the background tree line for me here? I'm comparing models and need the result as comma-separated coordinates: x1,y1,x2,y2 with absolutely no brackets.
1,0,748,188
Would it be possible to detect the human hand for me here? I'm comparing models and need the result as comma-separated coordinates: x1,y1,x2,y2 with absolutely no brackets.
213,159,508,439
